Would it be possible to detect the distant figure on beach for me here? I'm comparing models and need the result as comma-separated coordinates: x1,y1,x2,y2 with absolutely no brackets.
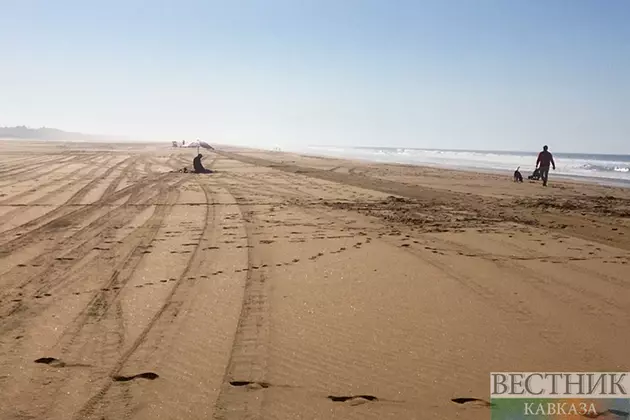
536,145,556,186
192,154,212,173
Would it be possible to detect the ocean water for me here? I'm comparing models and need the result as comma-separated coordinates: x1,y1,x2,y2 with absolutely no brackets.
291,146,630,185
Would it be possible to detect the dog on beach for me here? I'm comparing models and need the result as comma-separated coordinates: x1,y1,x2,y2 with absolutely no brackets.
528,168,541,181
513,167,523,182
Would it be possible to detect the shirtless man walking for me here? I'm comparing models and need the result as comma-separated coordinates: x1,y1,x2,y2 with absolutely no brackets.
536,145,556,187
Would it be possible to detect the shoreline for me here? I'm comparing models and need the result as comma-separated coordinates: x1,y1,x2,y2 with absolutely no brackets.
3,138,629,187
285,148,630,189
2,138,629,188
226,144,630,190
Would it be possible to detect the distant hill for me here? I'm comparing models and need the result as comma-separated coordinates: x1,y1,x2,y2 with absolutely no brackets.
0,126,125,142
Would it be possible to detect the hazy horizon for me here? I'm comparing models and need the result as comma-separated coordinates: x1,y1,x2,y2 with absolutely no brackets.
1,1,629,154
5,125,630,157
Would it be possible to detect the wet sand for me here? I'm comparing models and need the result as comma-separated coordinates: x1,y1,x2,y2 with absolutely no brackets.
0,140,629,419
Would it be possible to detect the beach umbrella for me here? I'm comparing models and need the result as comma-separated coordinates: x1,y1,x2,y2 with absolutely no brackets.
198,141,214,150
183,139,214,154
190,139,214,153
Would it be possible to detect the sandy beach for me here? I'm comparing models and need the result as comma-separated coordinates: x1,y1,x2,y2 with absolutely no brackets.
0,140,629,420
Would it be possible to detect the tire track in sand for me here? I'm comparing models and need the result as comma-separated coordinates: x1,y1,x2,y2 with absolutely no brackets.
0,185,184,420
0,154,111,205
99,156,139,199
0,156,134,241
0,179,183,337
0,155,56,176
71,180,215,420
0,155,120,227
0,154,82,182
211,176,271,420
68,155,138,205
0,171,171,255
54,183,180,352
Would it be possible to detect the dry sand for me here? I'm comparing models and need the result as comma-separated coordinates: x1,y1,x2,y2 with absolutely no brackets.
0,140,629,419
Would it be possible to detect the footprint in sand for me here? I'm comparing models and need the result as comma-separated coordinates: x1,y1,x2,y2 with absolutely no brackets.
451,397,493,407
328,395,378,406
34,357,90,368
34,357,66,367
113,372,159,382
229,380,270,389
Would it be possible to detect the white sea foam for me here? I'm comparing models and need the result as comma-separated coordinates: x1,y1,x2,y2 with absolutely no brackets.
290,146,630,184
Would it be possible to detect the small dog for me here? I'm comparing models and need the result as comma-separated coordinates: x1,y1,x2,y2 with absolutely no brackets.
528,168,541,180
513,166,523,182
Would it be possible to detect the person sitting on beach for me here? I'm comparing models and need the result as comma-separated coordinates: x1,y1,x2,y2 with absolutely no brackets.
535,145,556,187
192,154,212,173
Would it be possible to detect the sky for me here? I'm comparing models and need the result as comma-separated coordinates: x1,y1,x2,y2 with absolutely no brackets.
1,0,629,153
